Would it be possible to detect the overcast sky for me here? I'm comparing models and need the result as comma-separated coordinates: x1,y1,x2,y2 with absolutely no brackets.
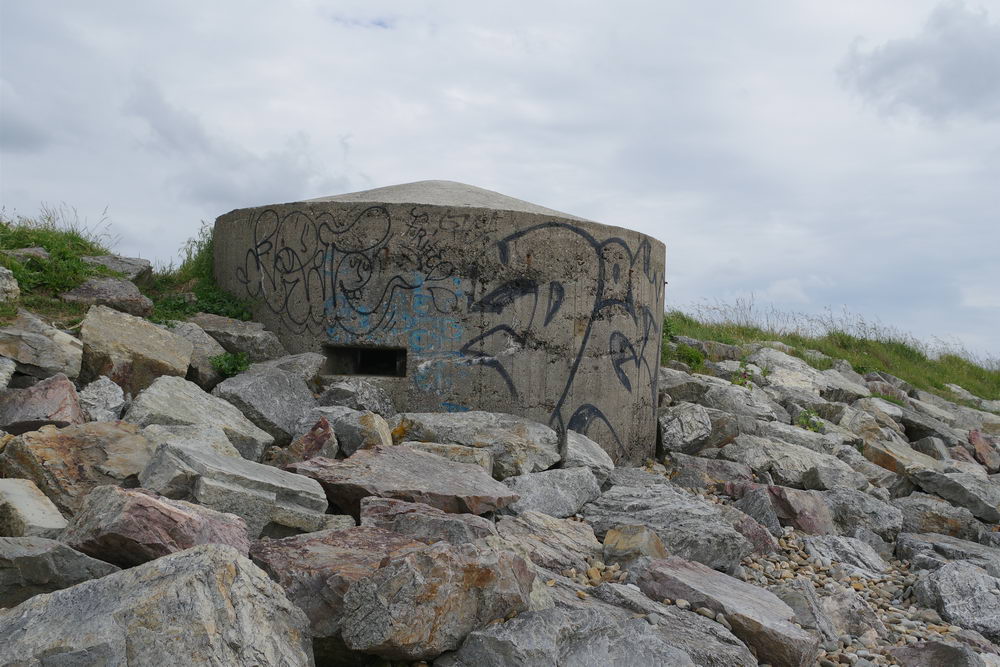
2,1,998,359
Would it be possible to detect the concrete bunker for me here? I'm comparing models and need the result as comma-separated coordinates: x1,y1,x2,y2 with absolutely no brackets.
213,180,665,464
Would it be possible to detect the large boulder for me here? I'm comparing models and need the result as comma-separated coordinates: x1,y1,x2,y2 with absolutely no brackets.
719,434,856,488
62,485,251,567
0,266,19,302
339,541,535,660
0,422,157,516
81,254,153,283
189,312,287,361
124,375,274,460
583,484,752,574
802,535,889,579
212,366,316,446
0,309,82,378
665,451,754,490
286,444,518,518
493,510,603,573
79,305,193,394
390,411,561,480
897,532,1000,578
822,487,903,542
261,416,339,467
60,277,154,316
318,377,395,417
360,496,497,545
0,372,85,434
0,544,314,665
502,467,600,518
77,375,127,422
562,430,615,485
915,561,1000,643
0,478,67,538
658,401,713,454
910,469,1000,523
169,320,226,390
139,442,330,538
401,440,494,474
0,536,119,608
638,556,820,667
893,492,985,542
141,423,243,458
296,406,392,457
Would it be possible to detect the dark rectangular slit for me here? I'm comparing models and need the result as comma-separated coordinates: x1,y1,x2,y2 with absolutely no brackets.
322,345,407,377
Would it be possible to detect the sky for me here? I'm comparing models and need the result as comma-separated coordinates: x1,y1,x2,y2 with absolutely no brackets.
1,1,998,359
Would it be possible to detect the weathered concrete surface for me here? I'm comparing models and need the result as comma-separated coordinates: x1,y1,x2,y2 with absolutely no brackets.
214,180,665,464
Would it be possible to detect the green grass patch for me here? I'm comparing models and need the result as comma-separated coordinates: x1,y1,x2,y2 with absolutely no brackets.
870,392,906,407
210,351,251,377
663,300,1000,402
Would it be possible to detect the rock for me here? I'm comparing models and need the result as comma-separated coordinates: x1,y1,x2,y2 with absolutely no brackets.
189,312,287,362
250,352,327,389
286,444,518,518
77,375,126,422
657,367,714,403
716,503,781,555
604,466,670,488
0,479,67,538
390,411,561,480
913,436,951,461
2,246,49,261
0,356,13,388
893,492,985,542
896,532,1000,578
760,484,838,535
169,321,226,390
910,469,1000,522
297,406,391,456
863,437,945,474
318,376,395,416
658,401,713,453
80,305,193,394
0,422,157,516
888,640,989,667
249,526,425,653
401,441,494,474
438,606,697,667
0,309,82,378
124,375,274,460
719,434,855,488
0,372,85,434
212,366,316,446
261,416,339,467
801,464,869,491
819,590,888,638
583,484,752,574
638,556,820,666
823,487,903,542
971,430,1000,473
915,561,1000,643
803,535,889,578
698,382,785,422
562,429,615,485
79,253,151,283
141,422,242,458
0,266,19,302
899,407,965,447
502,467,600,518
360,496,497,544
139,442,329,538
770,577,837,641
0,536,119,608
665,451,754,489
0,544,314,664
61,277,153,316
62,485,251,567
749,347,869,403
493,510,602,573
588,582,757,667
602,524,668,564
339,540,535,660
734,486,784,536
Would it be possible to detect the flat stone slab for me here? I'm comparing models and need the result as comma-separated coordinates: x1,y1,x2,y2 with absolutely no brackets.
911,469,1000,523
61,277,153,316
0,422,157,516
0,544,314,665
0,309,82,379
0,478,67,538
493,510,602,574
502,467,600,518
400,441,494,474
638,556,820,667
360,496,497,545
803,535,889,579
125,375,274,461
139,442,329,538
62,485,251,567
720,434,856,488
285,444,518,518
0,536,119,608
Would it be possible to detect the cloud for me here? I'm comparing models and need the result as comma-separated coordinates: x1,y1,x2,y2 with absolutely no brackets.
0,81,50,153
840,2,1000,121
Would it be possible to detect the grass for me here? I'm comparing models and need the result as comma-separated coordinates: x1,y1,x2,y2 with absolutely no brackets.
0,206,120,327
210,351,251,377
663,297,1000,403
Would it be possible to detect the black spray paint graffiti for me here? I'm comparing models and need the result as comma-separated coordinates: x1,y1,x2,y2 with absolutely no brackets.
460,222,662,450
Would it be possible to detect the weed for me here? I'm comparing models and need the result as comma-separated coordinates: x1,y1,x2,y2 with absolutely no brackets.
870,392,906,407
210,351,250,377
673,344,705,372
795,409,824,433
731,360,754,387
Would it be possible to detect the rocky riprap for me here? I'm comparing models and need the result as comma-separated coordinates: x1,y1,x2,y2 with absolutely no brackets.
1,274,999,665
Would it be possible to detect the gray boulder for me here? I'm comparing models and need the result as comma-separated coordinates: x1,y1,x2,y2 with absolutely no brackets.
658,401,713,453
297,405,392,456
802,535,889,579
81,254,152,283
719,434,856,488
493,510,602,573
360,496,497,545
910,469,1000,523
0,478,67,538
169,321,226,390
141,422,243,458
250,352,326,389
139,442,329,538
893,492,985,542
0,544,314,665
888,640,991,667
125,375,274,460
0,536,119,608
61,277,153,316
0,266,19,302
915,561,1000,643
801,464,868,491
77,375,126,422
822,487,903,542
318,376,395,416
665,452,754,490
770,577,838,641
189,312,287,362
503,467,600,518
583,484,752,574
897,532,1000,578
819,589,888,639
212,366,316,446
0,309,82,378
562,430,615,486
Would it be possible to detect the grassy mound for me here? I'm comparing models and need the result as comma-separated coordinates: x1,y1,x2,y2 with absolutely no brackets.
663,299,1000,403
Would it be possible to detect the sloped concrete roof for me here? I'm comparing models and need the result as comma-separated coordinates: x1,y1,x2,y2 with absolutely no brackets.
307,180,589,221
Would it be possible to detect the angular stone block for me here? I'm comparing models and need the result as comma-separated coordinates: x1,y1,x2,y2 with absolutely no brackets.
0,478,67,538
